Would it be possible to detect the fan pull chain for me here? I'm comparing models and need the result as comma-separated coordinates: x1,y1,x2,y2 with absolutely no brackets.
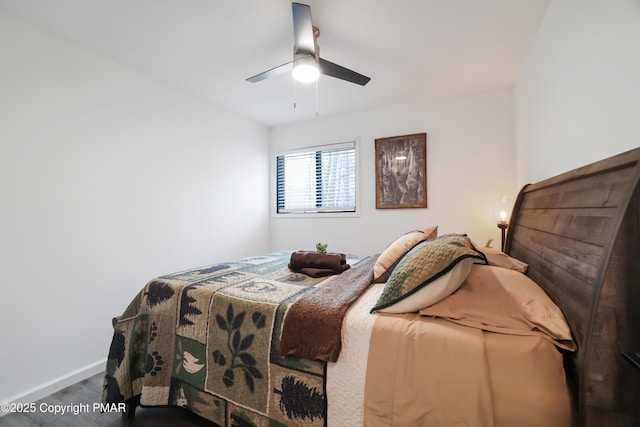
315,79,319,117
293,80,297,109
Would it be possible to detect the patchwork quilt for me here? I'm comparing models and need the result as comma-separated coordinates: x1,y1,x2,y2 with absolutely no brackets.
103,251,369,427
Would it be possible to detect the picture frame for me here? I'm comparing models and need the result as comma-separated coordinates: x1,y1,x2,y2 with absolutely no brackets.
375,133,427,209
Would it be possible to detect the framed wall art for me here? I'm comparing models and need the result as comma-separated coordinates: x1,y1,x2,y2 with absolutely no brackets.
375,133,427,209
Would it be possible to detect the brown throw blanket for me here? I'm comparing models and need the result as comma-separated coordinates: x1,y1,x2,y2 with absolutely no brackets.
288,251,351,277
280,255,377,362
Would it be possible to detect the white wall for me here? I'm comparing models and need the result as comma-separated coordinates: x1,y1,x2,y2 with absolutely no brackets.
515,0,640,185
0,13,269,404
270,89,517,256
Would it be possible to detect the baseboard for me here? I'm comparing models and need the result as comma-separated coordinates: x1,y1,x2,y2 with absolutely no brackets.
0,359,106,417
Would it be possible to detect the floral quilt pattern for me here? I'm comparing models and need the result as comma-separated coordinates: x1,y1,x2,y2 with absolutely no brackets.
103,251,362,426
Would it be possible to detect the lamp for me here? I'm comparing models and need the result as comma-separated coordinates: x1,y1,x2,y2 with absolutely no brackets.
494,196,512,252
292,55,320,84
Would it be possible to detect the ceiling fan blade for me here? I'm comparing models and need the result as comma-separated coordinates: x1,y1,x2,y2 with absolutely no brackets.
292,2,316,56
319,58,371,86
246,62,293,83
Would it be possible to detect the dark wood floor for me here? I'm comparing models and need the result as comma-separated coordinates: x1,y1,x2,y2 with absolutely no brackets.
0,372,217,427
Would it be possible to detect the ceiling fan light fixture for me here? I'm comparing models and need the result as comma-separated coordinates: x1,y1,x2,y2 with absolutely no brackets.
246,3,370,86
292,56,320,83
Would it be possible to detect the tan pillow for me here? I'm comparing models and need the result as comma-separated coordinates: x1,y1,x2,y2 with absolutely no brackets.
422,225,438,240
479,247,529,273
373,226,438,283
419,264,576,351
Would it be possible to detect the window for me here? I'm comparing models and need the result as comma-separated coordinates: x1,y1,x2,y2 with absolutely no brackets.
276,141,357,214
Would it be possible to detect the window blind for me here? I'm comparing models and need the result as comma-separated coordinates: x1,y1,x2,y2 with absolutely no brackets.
276,142,356,214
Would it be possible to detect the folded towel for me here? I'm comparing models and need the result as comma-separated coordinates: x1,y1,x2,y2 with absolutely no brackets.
299,265,351,278
289,251,350,276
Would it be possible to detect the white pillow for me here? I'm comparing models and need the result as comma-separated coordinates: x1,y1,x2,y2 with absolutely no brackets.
377,257,475,313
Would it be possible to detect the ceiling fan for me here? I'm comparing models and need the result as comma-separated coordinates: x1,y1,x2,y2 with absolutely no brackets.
246,2,371,86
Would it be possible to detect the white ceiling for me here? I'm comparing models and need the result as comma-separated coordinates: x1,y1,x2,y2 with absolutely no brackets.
0,0,549,127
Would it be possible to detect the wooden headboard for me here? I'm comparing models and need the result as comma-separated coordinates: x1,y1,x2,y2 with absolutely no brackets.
505,147,640,427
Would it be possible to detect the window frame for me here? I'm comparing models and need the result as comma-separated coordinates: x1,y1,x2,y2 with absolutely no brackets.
273,139,360,218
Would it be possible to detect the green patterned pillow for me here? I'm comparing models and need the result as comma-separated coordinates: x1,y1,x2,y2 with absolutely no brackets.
371,234,487,313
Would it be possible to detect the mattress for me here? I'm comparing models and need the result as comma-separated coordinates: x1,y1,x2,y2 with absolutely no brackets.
330,283,572,427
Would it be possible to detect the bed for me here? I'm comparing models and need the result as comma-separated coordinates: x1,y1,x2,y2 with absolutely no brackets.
103,147,640,427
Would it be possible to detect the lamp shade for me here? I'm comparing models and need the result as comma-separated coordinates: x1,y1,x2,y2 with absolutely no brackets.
494,196,513,224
